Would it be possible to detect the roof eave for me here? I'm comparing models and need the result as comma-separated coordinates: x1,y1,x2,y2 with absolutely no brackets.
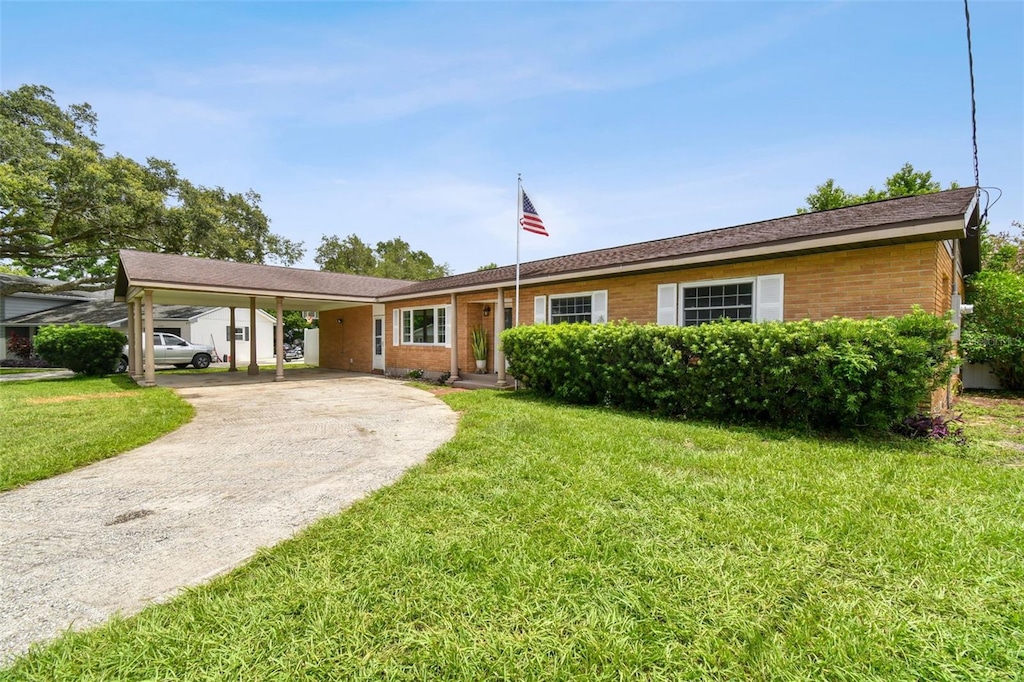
378,217,969,300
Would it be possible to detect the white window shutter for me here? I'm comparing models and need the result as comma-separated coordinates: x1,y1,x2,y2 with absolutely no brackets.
392,310,400,346
591,290,608,324
755,274,784,322
534,296,547,324
444,305,452,348
657,284,678,326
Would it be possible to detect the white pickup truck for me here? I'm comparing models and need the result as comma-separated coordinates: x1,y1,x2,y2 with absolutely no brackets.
117,333,217,373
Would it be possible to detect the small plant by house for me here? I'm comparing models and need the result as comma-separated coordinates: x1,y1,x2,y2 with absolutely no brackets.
1,336,51,368
895,412,966,444
471,325,488,373
33,324,127,376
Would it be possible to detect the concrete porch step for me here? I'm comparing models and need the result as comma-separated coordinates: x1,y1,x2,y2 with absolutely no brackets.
449,373,515,390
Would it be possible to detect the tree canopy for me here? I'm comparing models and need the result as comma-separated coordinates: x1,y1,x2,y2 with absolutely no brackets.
315,234,450,281
797,163,953,213
0,84,303,293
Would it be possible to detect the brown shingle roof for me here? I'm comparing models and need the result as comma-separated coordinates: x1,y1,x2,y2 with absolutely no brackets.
116,250,414,299
390,187,979,296
116,188,978,301
7,297,215,326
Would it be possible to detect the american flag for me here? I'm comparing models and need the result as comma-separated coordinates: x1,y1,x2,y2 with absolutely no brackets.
520,190,549,237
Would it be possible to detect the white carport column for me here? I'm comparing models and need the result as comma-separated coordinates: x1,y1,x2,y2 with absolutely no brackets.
495,287,507,388
143,290,156,387
132,299,143,379
247,297,259,376
228,307,238,372
275,297,284,382
449,293,459,382
126,300,136,376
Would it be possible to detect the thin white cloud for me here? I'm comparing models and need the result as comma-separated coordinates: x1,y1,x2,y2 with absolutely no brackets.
141,2,837,125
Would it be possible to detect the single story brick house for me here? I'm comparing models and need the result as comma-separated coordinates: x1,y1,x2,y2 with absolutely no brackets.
114,188,980,389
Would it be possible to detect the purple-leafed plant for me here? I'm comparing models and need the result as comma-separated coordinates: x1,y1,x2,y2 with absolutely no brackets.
896,412,966,445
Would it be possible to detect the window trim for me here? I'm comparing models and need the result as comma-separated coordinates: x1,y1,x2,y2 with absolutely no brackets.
398,305,448,346
548,292,596,325
679,276,756,327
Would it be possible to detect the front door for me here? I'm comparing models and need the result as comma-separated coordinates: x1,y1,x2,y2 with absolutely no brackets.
373,315,384,370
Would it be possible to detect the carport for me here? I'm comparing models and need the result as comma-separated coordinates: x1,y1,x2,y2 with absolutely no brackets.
114,250,411,386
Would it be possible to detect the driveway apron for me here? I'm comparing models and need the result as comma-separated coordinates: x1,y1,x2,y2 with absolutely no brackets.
0,374,458,661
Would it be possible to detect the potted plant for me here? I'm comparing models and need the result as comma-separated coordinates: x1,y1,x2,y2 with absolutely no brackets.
471,325,488,373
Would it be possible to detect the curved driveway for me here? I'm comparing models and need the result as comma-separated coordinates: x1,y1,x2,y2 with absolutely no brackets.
0,373,458,660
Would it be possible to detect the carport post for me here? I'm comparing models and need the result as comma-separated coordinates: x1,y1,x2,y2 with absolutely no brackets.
126,300,137,376
228,307,238,372
132,299,143,379
449,293,459,382
143,290,156,386
495,287,507,387
247,297,259,376
275,297,284,382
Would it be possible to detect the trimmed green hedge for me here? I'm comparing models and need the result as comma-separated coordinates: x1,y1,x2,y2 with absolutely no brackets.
34,324,126,376
502,310,954,430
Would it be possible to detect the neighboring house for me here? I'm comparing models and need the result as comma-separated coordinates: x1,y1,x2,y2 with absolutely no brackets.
0,274,105,361
114,188,981,387
2,277,277,362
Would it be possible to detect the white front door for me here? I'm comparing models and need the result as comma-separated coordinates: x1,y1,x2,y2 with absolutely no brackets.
372,315,384,370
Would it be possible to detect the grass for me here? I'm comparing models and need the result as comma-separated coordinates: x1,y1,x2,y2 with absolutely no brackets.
956,391,1024,465
159,362,315,375
3,390,1023,680
0,374,194,492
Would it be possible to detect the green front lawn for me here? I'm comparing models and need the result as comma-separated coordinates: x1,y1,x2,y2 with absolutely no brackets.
5,389,1022,680
0,375,194,492
159,362,315,375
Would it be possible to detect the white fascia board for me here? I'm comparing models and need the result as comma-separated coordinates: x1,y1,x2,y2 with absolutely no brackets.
378,219,968,301
963,192,980,229
122,282,379,305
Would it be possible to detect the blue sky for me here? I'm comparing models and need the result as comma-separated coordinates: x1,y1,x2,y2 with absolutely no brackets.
3,1,1021,274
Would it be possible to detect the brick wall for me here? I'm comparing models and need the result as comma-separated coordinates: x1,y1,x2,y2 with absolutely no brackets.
378,241,954,375
384,296,451,376
515,241,946,325
319,305,374,373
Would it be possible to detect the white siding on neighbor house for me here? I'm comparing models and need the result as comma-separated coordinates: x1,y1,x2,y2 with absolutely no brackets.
190,308,276,361
2,296,81,320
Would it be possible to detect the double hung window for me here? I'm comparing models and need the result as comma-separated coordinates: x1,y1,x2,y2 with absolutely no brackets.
400,306,447,345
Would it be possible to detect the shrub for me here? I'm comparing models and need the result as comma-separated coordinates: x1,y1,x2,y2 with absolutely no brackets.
502,310,955,431
33,324,126,376
961,269,1024,390
6,335,33,360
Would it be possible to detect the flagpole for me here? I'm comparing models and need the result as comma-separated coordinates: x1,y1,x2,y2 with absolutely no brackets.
515,173,522,328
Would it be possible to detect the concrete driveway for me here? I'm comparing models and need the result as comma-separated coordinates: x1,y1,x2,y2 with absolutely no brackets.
0,373,458,661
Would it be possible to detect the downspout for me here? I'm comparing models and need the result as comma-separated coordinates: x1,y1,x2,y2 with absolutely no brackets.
948,238,961,410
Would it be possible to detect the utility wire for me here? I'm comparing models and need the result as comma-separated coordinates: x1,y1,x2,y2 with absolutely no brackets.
964,0,980,191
